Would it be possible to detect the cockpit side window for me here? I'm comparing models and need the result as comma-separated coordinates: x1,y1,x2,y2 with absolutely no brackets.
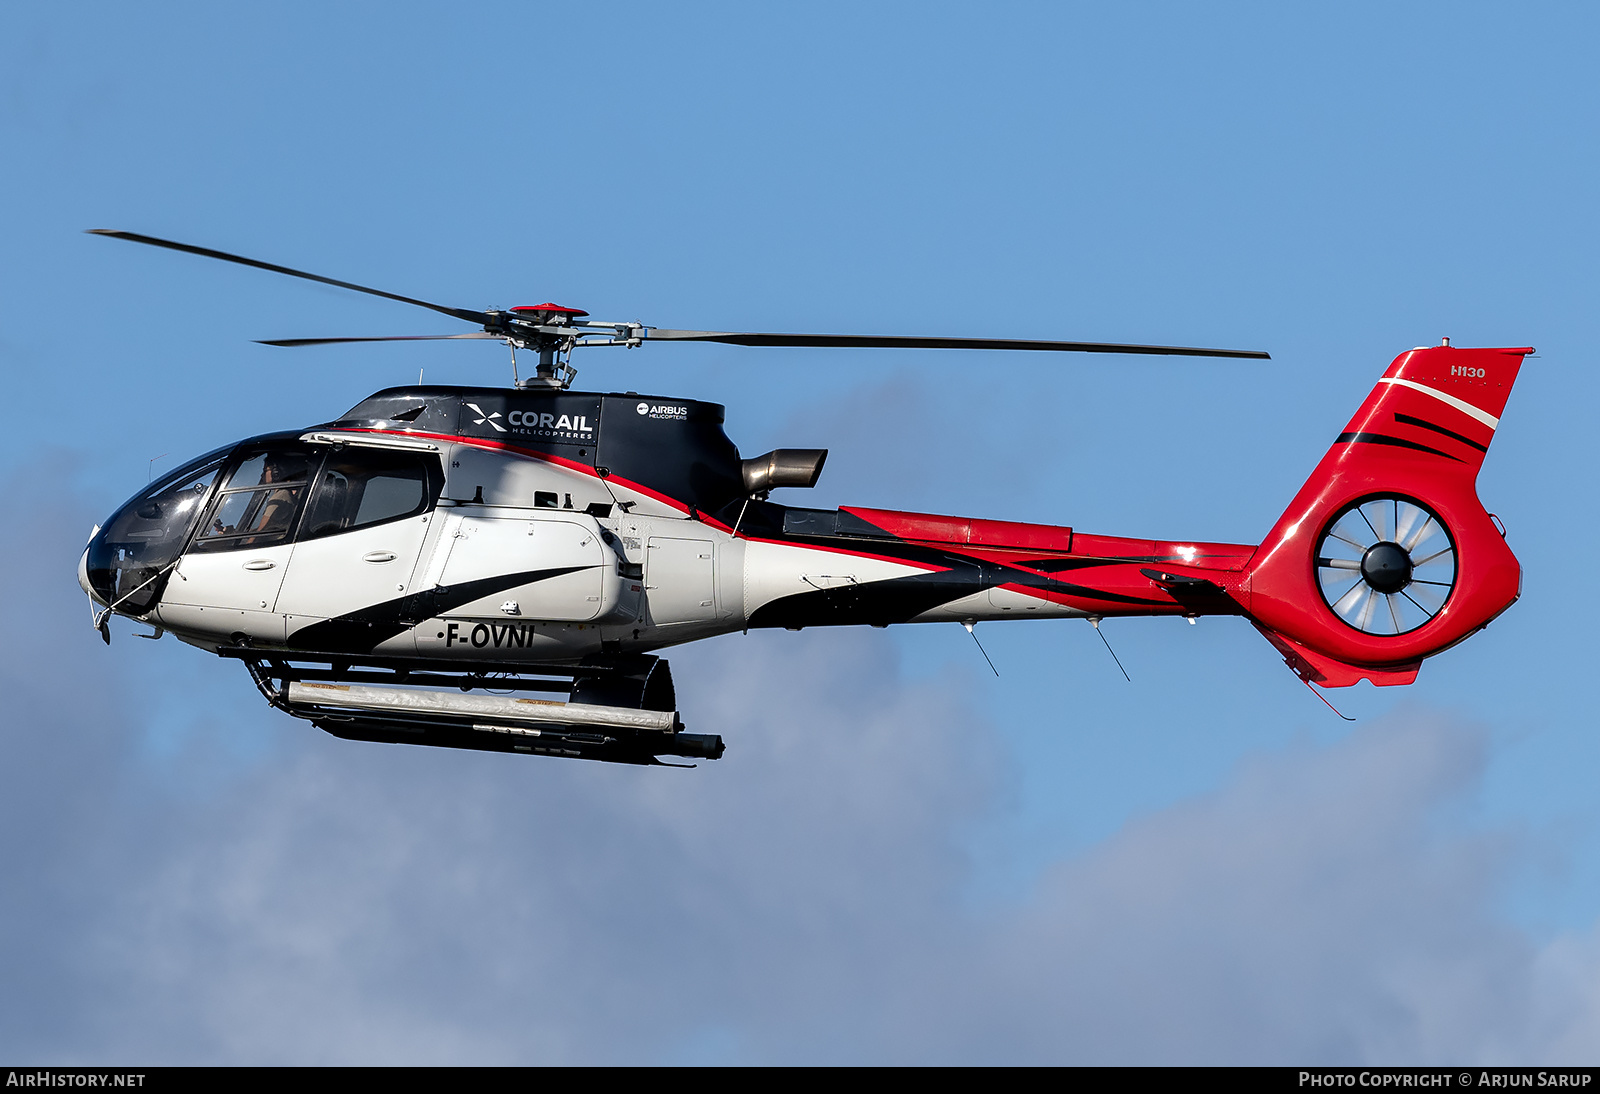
299,449,440,541
193,448,319,551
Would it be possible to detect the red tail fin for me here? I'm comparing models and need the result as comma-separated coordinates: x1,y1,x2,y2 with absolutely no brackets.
1243,344,1531,686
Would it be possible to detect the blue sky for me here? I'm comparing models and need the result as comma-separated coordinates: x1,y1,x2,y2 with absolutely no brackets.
3,2,1599,1063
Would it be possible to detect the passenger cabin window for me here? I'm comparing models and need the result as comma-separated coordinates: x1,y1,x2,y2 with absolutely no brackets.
300,449,437,540
195,449,317,551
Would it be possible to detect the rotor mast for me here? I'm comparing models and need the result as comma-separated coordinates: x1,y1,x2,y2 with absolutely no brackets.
491,304,645,389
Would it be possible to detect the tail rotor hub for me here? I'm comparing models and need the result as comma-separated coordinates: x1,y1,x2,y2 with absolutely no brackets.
1359,541,1413,594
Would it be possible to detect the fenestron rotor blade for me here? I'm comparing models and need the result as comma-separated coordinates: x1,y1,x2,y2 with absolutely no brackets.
642,329,1271,359
257,333,501,347
86,230,492,327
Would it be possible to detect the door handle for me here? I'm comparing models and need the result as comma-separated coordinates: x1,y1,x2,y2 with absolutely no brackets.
242,559,276,571
363,551,398,564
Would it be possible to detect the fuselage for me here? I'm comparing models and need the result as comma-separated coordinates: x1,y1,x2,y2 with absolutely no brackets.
81,385,1256,664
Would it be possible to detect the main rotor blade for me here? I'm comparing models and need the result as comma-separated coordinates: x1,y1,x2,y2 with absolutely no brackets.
257,333,501,347
87,229,492,327
643,329,1271,359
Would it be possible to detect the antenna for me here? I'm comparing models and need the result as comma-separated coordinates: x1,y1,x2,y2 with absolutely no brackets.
962,621,1000,677
1090,617,1131,682
730,496,753,539
1300,677,1356,720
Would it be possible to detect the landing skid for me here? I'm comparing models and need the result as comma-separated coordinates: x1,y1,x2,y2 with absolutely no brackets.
220,646,724,766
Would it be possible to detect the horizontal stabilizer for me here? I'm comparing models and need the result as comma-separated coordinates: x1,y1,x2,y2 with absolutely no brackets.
1140,567,1224,592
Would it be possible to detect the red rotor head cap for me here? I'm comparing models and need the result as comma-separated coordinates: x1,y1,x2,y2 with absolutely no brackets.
511,303,589,317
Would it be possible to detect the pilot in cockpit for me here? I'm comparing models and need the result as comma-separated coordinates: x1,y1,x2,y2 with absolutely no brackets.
211,454,305,537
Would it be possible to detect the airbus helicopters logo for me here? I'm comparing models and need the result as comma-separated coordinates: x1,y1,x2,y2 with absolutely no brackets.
637,401,688,421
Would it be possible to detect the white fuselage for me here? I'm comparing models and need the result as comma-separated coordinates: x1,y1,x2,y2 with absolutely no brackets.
85,435,1088,662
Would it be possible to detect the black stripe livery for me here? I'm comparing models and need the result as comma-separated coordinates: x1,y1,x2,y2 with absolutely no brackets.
1393,412,1489,453
1336,432,1461,461
287,566,593,653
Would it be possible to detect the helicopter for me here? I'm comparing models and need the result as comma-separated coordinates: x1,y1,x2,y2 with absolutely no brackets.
80,230,1530,766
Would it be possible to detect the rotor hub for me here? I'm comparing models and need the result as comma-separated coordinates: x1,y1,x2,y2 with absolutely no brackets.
510,303,589,319
1360,541,1413,594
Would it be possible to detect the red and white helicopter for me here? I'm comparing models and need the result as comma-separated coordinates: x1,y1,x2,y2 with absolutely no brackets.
81,231,1529,765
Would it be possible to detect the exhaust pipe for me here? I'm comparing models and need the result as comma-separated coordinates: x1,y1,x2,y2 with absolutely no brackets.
741,448,828,494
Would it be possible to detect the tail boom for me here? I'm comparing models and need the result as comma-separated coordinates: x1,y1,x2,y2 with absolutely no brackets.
741,344,1526,688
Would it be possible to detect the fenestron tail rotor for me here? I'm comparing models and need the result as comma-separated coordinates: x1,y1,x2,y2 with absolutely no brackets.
1315,497,1457,636
88,229,1271,388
